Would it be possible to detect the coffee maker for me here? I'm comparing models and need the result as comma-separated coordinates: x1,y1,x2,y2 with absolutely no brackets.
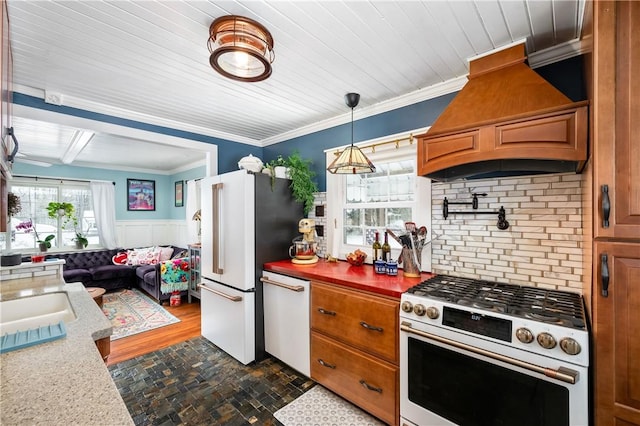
289,218,318,264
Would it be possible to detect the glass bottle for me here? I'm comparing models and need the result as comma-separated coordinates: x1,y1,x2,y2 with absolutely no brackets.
382,231,391,262
372,231,381,265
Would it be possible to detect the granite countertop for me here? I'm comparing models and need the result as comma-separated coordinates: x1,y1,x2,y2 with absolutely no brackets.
0,281,133,425
264,259,434,298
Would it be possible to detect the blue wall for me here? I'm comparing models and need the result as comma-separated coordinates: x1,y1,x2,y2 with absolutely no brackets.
11,56,585,216
14,93,262,176
12,162,208,221
264,93,457,192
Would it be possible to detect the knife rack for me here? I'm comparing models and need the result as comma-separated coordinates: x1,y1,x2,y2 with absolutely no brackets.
442,194,509,230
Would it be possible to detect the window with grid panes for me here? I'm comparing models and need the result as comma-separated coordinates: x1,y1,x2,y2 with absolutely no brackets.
1,179,99,252
326,132,431,269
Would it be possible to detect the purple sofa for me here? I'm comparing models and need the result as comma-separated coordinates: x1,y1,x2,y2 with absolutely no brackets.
54,246,188,303
57,248,135,291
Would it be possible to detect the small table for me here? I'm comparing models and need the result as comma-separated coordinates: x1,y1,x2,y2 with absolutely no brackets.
86,287,106,308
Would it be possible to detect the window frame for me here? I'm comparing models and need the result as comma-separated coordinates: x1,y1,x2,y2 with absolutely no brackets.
4,178,99,252
326,129,432,270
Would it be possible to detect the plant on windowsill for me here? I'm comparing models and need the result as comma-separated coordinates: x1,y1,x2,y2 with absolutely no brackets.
73,232,89,249
16,219,55,252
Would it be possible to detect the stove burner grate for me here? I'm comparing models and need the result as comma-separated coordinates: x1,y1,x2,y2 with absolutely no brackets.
409,274,586,329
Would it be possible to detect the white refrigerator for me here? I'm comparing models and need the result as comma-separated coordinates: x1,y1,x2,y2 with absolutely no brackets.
200,169,303,364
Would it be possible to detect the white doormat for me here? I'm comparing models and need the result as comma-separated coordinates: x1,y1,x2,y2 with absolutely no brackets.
274,385,385,426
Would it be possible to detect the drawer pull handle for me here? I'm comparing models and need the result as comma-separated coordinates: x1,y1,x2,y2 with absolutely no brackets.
360,321,383,332
318,359,336,369
359,379,382,393
601,253,609,298
601,184,610,228
318,308,336,316
260,277,305,292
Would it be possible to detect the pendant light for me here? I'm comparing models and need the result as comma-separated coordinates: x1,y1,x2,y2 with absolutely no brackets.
327,93,376,174
208,15,274,82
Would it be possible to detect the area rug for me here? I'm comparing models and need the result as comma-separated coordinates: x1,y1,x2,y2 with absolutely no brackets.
274,385,385,426
102,289,180,340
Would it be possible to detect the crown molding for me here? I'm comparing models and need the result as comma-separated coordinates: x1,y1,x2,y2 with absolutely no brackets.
14,37,586,149
13,84,261,147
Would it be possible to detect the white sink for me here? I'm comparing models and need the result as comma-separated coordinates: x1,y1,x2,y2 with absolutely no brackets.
0,292,77,335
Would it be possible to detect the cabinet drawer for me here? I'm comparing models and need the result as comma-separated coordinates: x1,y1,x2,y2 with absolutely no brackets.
311,331,398,426
311,282,398,363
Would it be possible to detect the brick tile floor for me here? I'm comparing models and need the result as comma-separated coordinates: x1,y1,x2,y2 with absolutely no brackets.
109,337,315,426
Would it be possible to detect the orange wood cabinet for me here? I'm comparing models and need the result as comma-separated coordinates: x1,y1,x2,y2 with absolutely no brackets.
592,242,640,425
310,281,399,425
417,106,588,178
588,2,640,425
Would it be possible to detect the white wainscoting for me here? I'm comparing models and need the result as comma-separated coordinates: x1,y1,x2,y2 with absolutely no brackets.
115,220,195,249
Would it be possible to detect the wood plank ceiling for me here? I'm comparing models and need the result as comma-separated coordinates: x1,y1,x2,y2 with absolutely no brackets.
7,0,586,173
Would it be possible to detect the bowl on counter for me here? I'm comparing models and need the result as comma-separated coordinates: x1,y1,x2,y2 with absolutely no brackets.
346,250,367,266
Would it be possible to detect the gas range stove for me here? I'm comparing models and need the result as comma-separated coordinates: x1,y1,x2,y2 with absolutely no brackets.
400,274,589,367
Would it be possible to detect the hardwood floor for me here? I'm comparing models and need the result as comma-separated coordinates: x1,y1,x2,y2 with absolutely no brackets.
107,298,201,366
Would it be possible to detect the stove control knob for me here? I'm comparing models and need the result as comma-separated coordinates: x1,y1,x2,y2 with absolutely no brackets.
536,332,557,349
401,301,413,313
426,306,439,320
560,338,582,355
413,304,426,316
515,327,534,344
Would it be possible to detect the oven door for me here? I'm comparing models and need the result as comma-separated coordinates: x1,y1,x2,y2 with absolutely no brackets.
399,319,588,426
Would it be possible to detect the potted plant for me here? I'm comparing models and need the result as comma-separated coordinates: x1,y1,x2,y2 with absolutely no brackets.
73,232,89,249
262,155,289,187
285,151,318,216
46,202,75,229
8,192,22,217
16,219,55,252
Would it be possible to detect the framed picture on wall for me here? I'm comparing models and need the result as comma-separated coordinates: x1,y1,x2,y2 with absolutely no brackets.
127,179,155,211
175,180,184,207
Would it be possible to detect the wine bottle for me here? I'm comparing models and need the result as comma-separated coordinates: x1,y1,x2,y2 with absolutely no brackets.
372,231,381,265
382,231,391,262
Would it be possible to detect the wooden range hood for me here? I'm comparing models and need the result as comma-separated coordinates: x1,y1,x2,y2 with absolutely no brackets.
417,43,588,181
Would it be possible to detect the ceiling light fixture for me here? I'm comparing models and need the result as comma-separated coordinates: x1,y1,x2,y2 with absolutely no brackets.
327,93,376,174
208,15,274,82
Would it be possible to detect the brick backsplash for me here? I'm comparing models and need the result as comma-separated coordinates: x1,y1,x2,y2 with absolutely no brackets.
309,192,328,259
431,173,584,291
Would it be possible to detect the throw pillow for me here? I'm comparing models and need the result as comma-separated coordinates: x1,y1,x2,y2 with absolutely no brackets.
158,246,174,262
112,252,128,265
127,247,161,266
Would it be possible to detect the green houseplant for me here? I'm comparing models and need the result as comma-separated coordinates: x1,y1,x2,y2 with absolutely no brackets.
285,151,318,216
73,232,89,249
46,202,75,229
263,155,288,188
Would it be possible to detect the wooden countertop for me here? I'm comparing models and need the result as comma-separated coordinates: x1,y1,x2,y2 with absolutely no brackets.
263,259,434,298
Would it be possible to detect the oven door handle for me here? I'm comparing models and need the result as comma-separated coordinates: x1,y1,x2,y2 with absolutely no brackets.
400,321,579,385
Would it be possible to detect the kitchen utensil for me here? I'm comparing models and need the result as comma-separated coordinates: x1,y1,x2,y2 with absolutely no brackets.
386,228,402,245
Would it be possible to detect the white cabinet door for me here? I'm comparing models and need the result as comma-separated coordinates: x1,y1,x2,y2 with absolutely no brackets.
200,279,255,365
262,271,310,376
